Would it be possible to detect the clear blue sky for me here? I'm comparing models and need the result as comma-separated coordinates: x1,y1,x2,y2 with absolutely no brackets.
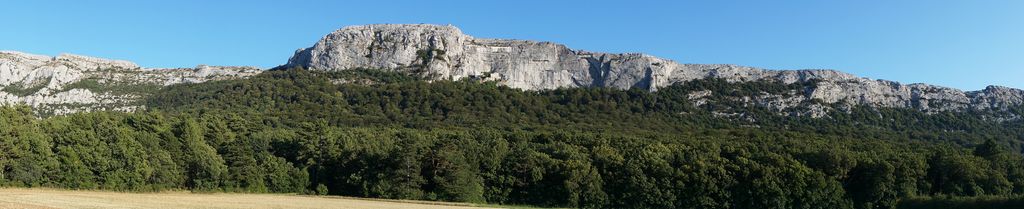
1,0,1021,90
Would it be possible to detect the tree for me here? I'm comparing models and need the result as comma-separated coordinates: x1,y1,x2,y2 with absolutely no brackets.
180,119,227,190
847,160,899,209
0,106,58,187
423,139,485,203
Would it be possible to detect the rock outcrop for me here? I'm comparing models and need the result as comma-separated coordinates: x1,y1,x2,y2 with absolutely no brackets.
0,51,260,115
287,24,1024,116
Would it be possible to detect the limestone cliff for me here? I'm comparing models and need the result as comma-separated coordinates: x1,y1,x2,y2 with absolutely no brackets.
0,51,260,115
286,24,1024,116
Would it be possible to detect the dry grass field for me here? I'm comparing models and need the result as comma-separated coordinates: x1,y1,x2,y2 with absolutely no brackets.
0,188,502,209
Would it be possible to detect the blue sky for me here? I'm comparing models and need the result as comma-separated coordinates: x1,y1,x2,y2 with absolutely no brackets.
1,0,1021,90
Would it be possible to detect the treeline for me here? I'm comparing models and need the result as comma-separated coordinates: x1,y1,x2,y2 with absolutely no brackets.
1,68,1023,208
0,106,308,192
3,106,1023,208
148,68,1024,151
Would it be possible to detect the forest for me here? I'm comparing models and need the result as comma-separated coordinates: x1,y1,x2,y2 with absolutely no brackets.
2,67,1024,209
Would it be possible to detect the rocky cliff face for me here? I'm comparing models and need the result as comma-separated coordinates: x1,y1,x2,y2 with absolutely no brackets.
0,51,260,115
287,24,1024,116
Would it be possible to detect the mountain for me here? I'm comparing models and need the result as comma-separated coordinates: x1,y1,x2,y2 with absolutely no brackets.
286,24,1024,117
0,51,260,115
4,24,1022,117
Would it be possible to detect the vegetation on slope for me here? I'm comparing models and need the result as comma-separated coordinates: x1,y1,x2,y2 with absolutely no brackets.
1,68,1023,208
1,80,50,97
58,78,163,96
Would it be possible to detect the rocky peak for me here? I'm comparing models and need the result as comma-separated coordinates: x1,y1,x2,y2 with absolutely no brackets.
970,86,1024,109
0,50,51,64
285,24,873,91
288,24,470,76
54,53,140,70
1,51,260,115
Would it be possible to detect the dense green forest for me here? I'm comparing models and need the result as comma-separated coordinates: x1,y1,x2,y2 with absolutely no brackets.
2,68,1024,208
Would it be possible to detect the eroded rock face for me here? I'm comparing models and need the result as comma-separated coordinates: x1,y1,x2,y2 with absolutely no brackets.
0,51,261,115
287,24,1024,116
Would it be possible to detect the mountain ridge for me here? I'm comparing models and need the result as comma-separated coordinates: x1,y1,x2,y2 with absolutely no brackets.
2,24,1022,117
